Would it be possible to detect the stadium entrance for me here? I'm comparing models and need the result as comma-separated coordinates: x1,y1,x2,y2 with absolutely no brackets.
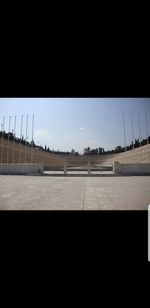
43,162,114,176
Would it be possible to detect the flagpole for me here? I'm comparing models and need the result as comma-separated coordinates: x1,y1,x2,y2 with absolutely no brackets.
1,116,5,163
13,116,16,164
145,109,149,150
149,109,150,151
131,110,134,150
25,115,28,163
122,111,127,155
7,116,11,163
138,110,142,152
31,114,34,164
19,115,23,164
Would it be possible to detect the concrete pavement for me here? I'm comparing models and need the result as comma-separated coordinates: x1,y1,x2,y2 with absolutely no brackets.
0,175,150,210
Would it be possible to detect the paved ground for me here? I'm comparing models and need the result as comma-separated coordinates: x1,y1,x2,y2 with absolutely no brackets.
0,175,150,210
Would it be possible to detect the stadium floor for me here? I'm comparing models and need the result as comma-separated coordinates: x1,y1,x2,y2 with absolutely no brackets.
0,175,150,210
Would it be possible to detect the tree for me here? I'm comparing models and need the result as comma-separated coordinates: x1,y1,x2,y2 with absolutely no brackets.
115,146,122,153
84,147,91,155
90,148,98,155
31,140,35,147
71,149,75,155
141,138,147,146
134,138,140,148
99,147,104,154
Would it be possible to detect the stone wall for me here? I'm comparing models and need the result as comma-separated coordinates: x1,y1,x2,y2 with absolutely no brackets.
113,161,150,175
0,163,43,175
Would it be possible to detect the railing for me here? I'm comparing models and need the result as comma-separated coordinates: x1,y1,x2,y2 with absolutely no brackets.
44,162,113,175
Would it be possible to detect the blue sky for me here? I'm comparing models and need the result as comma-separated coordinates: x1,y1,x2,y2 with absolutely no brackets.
0,98,150,154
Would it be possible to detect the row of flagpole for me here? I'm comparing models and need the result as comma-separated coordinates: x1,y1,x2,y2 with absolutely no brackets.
0,110,149,163
122,109,150,154
0,115,34,164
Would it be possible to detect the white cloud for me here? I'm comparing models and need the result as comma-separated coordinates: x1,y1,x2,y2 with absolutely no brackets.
34,128,53,146
35,128,49,138
80,127,85,131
